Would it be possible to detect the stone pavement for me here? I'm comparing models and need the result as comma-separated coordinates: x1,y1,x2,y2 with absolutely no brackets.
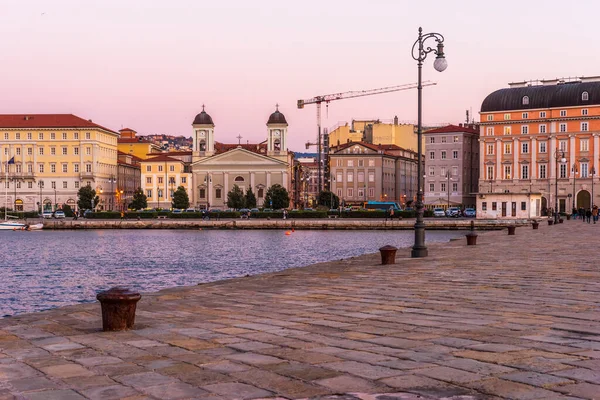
1,220,600,400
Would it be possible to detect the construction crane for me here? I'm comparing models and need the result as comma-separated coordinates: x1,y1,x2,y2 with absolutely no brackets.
297,81,436,193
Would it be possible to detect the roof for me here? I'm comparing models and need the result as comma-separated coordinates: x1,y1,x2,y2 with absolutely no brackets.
267,109,288,125
193,110,214,125
481,81,600,112
117,150,144,162
118,137,155,144
331,141,416,157
425,124,479,134
214,142,268,155
0,114,117,134
143,154,184,163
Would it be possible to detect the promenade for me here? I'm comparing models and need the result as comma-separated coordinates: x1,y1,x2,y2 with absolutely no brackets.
1,220,599,399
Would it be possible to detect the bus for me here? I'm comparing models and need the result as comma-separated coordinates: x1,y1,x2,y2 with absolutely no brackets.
364,201,402,212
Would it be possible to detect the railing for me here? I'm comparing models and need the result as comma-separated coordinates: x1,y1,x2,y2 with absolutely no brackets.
80,172,95,179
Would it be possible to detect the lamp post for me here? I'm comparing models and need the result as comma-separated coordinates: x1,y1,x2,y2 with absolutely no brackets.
571,163,578,212
108,175,116,211
38,181,44,215
554,150,566,223
54,188,57,211
592,166,596,209
411,27,447,258
447,171,451,210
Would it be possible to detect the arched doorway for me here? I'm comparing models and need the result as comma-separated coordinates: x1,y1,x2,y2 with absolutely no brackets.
541,196,548,216
577,190,591,210
15,199,23,212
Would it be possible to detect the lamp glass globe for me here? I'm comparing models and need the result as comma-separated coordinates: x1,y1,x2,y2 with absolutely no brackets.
433,57,448,72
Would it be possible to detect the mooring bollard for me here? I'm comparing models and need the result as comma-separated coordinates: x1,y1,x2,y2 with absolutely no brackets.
466,220,477,245
379,245,398,265
532,221,539,230
559,218,564,223
507,226,516,235
548,219,554,225
97,287,141,332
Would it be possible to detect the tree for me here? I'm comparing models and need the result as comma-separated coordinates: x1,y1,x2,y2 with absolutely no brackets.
244,187,257,209
129,187,148,210
62,204,75,217
317,190,339,209
264,184,290,209
171,186,190,209
77,185,99,211
226,184,245,209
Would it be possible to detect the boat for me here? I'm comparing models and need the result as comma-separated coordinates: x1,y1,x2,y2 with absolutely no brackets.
0,219,27,230
1,157,29,230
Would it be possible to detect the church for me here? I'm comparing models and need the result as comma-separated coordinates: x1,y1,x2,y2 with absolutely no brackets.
190,106,294,209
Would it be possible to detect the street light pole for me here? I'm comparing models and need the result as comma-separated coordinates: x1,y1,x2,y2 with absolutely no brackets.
572,163,578,212
411,27,447,258
592,167,596,209
554,150,566,223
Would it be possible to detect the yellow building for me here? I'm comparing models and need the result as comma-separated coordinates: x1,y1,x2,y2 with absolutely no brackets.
0,114,119,212
140,153,192,209
328,117,419,151
117,128,161,160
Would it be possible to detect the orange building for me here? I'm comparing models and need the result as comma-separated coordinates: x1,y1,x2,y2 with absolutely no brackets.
479,77,600,213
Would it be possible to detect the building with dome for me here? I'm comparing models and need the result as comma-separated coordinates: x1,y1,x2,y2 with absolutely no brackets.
190,106,294,209
479,77,600,214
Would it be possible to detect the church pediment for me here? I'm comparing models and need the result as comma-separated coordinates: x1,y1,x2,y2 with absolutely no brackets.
192,147,288,167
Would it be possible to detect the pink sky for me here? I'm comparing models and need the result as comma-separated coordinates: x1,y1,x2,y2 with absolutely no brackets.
0,0,597,151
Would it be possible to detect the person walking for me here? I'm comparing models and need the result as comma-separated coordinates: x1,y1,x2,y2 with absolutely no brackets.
593,205,598,224
586,208,592,223
580,207,586,223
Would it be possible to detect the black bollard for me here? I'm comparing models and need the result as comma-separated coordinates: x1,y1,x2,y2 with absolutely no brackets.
97,287,141,332
379,245,398,265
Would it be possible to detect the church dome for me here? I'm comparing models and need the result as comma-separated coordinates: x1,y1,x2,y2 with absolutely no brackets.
267,107,287,125
193,107,214,125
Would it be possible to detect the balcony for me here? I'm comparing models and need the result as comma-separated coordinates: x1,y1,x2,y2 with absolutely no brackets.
79,172,95,180
8,172,36,180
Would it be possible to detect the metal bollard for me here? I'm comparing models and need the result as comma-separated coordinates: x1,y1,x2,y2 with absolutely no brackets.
379,245,398,265
532,221,539,230
507,226,516,235
97,287,141,332
548,219,554,225
466,220,477,245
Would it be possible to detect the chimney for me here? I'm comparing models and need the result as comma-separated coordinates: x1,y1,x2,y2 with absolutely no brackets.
393,115,398,125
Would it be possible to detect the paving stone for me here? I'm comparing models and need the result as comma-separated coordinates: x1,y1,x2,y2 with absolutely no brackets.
81,384,141,400
414,366,485,384
139,382,209,399
551,368,600,384
201,360,252,373
554,382,600,398
225,352,286,366
499,370,574,387
320,361,403,380
75,356,123,367
158,363,234,386
232,368,330,398
438,358,515,375
314,374,392,393
467,377,571,400
24,390,86,400
6,376,58,392
114,371,177,389
0,362,40,380
40,363,95,378
266,362,342,381
61,375,118,390
202,382,274,399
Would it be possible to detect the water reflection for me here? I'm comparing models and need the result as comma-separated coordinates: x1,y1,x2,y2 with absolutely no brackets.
1,230,462,317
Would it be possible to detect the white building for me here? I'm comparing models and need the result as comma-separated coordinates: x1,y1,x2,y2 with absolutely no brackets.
476,192,542,219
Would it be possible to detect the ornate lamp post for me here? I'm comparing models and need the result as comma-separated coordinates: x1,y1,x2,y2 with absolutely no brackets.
554,150,566,223
411,27,447,258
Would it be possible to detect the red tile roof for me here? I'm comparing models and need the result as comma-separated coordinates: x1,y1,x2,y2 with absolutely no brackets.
143,154,183,163
118,137,155,144
0,114,117,134
425,124,479,134
117,150,144,162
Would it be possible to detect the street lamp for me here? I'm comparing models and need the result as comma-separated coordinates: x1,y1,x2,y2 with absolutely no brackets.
38,181,44,215
54,188,57,211
592,166,596,209
554,150,566,223
411,27,446,258
571,163,578,212
108,175,117,210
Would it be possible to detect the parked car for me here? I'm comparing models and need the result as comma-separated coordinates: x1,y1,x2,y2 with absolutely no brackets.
463,208,476,218
433,208,445,217
53,210,66,219
172,209,183,213
42,210,53,219
239,208,250,218
83,210,94,218
446,207,462,217
185,208,196,213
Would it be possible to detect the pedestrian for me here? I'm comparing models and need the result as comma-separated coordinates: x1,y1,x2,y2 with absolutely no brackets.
572,207,578,219
120,211,124,220
586,208,592,223
580,207,586,222
389,207,394,220
283,210,287,220
593,205,598,224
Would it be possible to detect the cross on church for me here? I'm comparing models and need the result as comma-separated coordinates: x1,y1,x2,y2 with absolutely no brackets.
236,134,243,144
275,103,279,111
202,104,205,111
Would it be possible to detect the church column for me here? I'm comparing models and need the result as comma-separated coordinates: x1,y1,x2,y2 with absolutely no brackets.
250,172,255,191
224,173,229,195
266,172,271,188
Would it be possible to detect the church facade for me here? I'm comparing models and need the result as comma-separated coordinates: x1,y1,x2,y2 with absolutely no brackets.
190,107,293,209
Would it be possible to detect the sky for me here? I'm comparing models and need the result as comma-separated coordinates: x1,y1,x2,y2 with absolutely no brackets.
0,0,598,151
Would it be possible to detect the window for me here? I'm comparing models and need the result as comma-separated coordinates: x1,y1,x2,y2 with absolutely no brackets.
504,113,511,120
147,189,152,198
358,159,364,167
539,124,546,134
215,188,221,198
429,151,435,160
452,183,458,192
430,137,435,144
86,147,91,155
27,147,32,155
335,159,342,167
28,182,33,189
441,151,447,159
74,132,79,139
560,110,567,117
146,177,152,184
559,123,567,133
504,143,511,154
145,165,151,172
347,188,353,197
336,172,343,182
521,142,529,154
74,164,79,173
522,112,529,118
63,181,68,189
62,164,67,173
169,165,175,172
440,166,447,177
199,188,206,198
522,96,529,106
582,109,588,116
453,150,458,159
368,159,375,167
16,148,20,155
560,164,567,178
50,132,55,140
539,164,546,179
38,133,43,140
521,125,528,134
439,136,446,143
158,177,163,184
258,188,264,198
486,127,494,136
368,188,375,198
15,133,20,140
357,171,364,182
429,166,435,176
357,188,364,199
521,165,529,179
539,142,547,153
581,122,589,132
487,144,494,155
347,172,353,182
540,111,546,118
487,115,493,121
482,202,487,211
51,181,56,189
453,136,459,143
559,140,567,151
581,139,589,151
85,132,91,139
62,132,67,140
504,165,511,180
74,147,79,155
492,202,497,211
27,164,33,173
347,160,354,167
50,147,56,156
158,165,163,172
581,163,588,178
51,164,56,173
39,164,44,173
75,181,80,189
504,126,511,135
487,166,494,180
429,183,435,192
157,189,163,198
441,182,446,192
368,172,375,182
181,177,187,184
521,202,526,211
39,147,44,155
62,147,67,155
85,164,92,173
582,91,589,101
